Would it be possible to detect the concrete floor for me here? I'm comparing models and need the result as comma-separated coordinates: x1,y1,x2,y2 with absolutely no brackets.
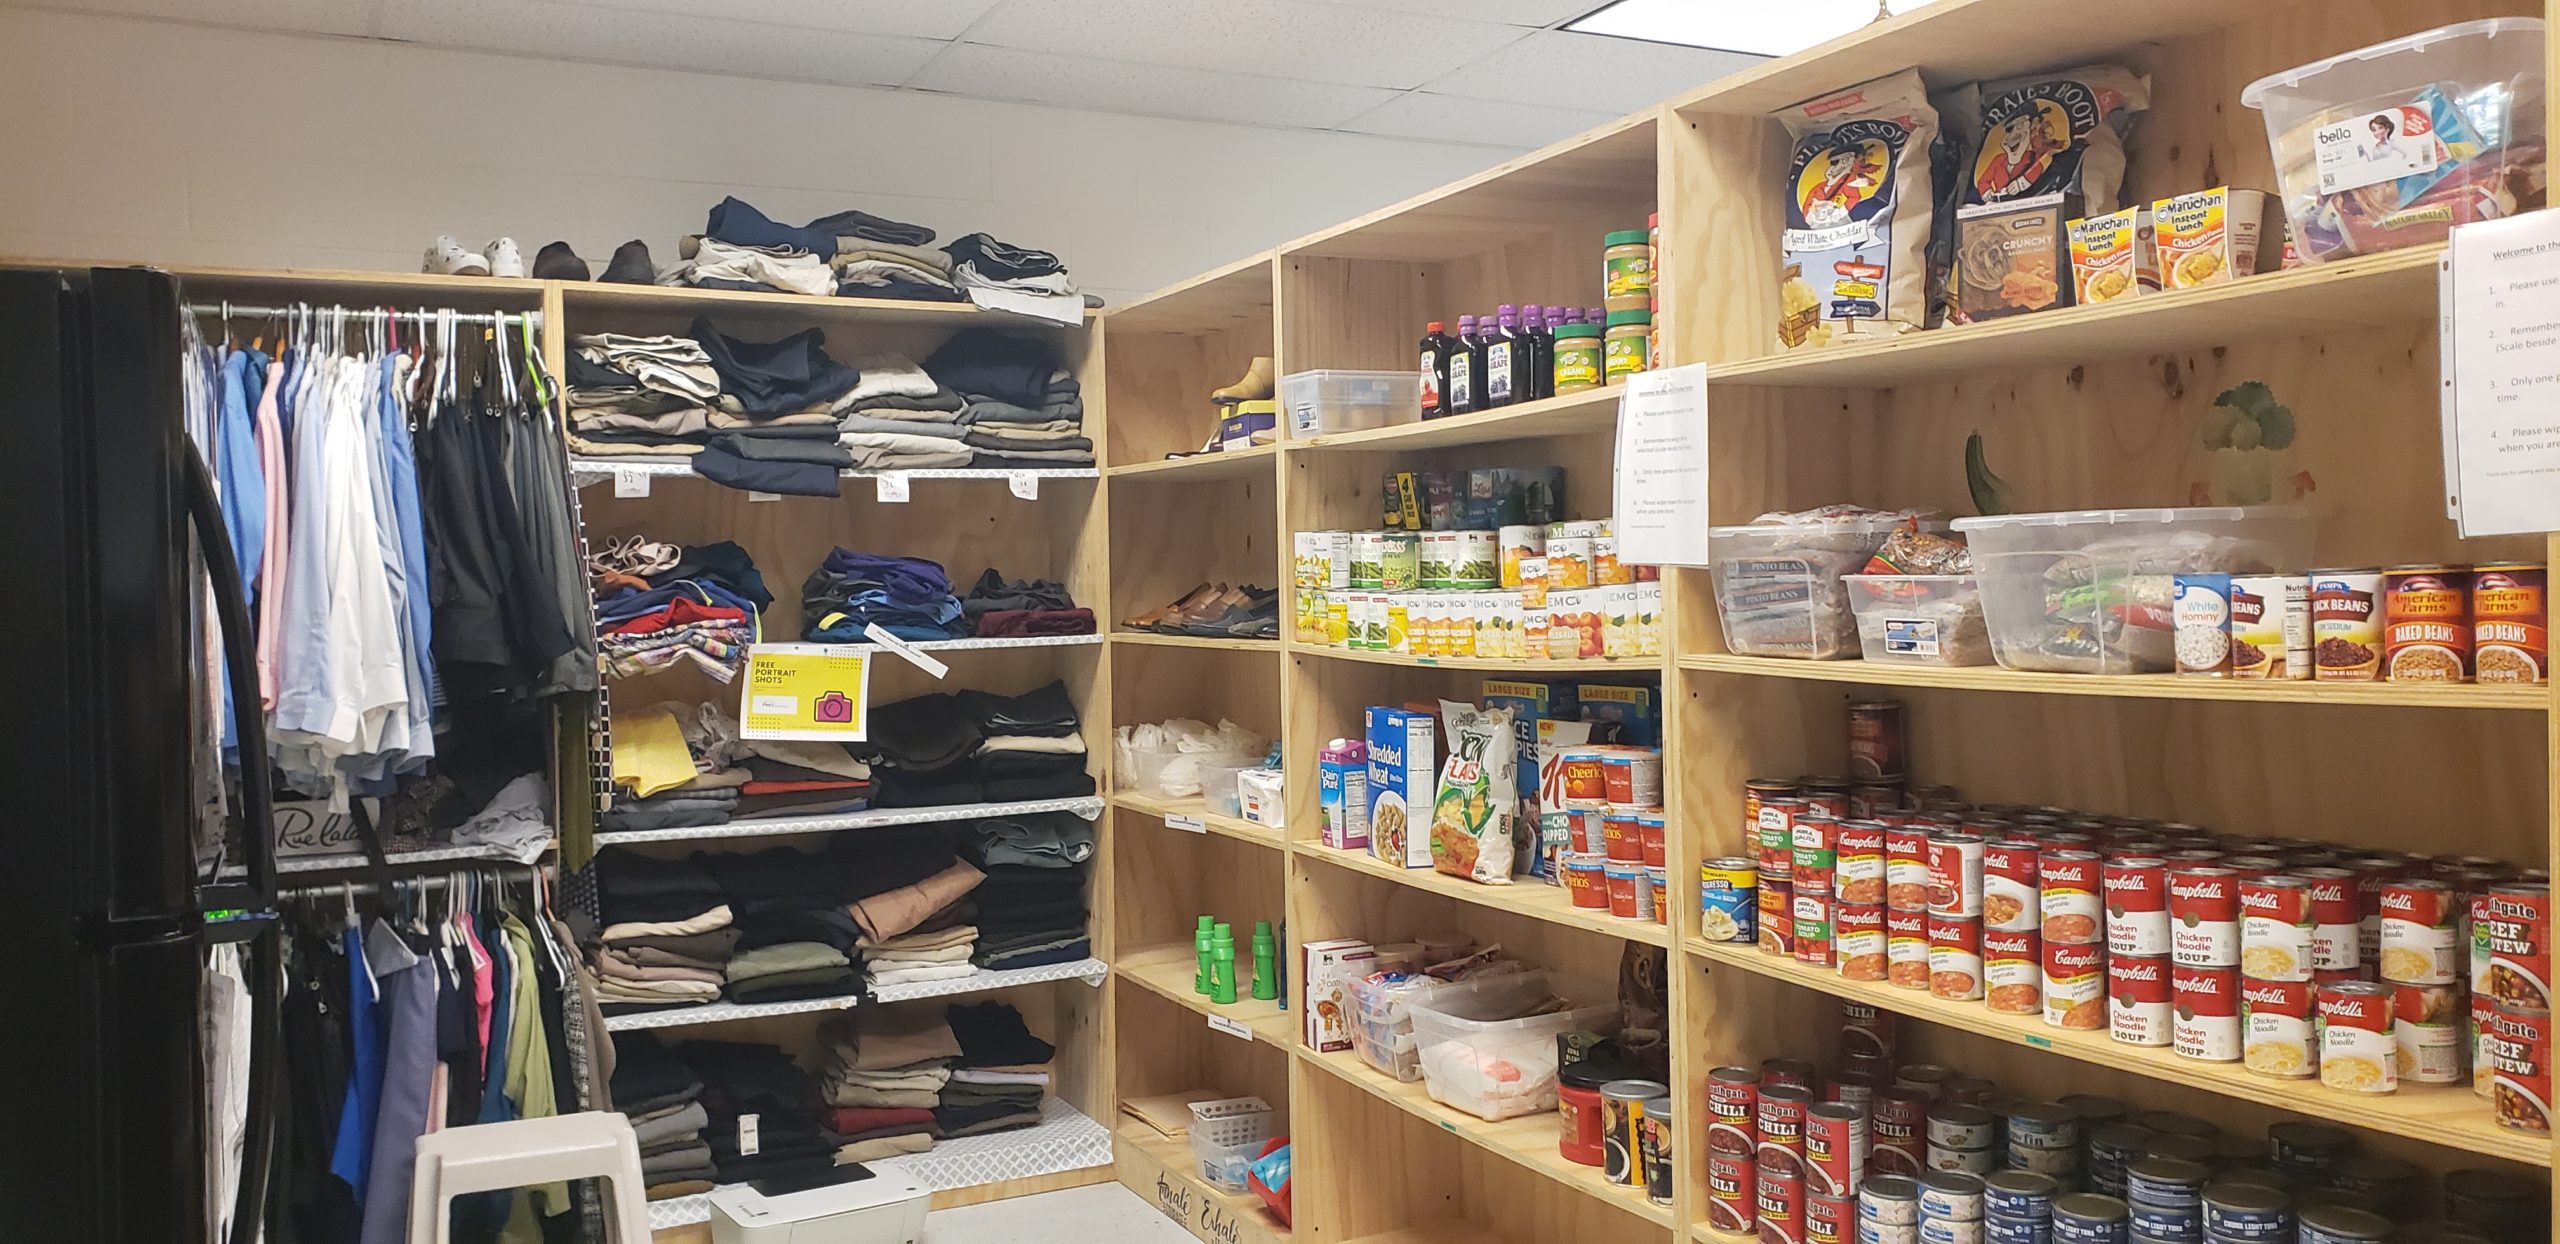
919,1182,1198,1244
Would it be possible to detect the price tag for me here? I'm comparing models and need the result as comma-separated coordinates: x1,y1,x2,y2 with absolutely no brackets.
748,490,780,503
738,1113,761,1156
1164,813,1207,834
1206,1014,1254,1041
861,623,950,679
875,473,911,503
1008,471,1040,500
612,468,650,498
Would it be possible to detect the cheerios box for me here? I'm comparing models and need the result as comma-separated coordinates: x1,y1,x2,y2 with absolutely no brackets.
1366,705,1438,868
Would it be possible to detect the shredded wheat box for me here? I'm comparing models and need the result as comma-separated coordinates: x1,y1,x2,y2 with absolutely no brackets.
1367,706,1438,868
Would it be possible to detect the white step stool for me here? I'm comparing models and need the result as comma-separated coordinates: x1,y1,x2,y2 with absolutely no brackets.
406,1112,654,1243
707,1165,930,1244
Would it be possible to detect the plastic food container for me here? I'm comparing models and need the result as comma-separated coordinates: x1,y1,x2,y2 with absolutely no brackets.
1952,507,2316,675
1708,514,1938,659
1197,758,1254,817
1349,973,1448,1082
1406,971,1615,1121
2240,18,2547,264
1280,369,1421,437
1844,575,1992,667
1189,1097,1275,1192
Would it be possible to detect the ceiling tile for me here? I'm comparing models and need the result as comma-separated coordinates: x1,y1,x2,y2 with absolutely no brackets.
548,0,1003,41
1334,90,1613,148
960,0,1528,90
908,43,1396,130
1334,0,1605,27
3,0,382,35
1422,28,1765,112
374,0,945,88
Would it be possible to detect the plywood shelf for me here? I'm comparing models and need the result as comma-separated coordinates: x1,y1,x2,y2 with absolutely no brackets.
1284,386,1621,452
559,277,1095,327
1108,251,1278,335
1112,791,1286,849
1294,841,1671,948
1678,652,2550,710
1684,937,2552,1168
1110,444,1282,481
1112,631,1283,653
1117,944,1296,1047
1295,1046,1675,1229
1114,1122,1294,1244
1280,113,1656,264
1284,639,1655,674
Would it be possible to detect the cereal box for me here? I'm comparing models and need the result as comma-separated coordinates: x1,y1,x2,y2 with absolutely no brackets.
1576,683,1660,746
1320,739,1369,849
2068,203,2159,304
1303,939,1377,1052
2154,187,2271,290
1367,706,1438,868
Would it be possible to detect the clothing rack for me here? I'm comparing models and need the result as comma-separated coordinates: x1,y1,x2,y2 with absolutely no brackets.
277,861,545,904
185,301,542,328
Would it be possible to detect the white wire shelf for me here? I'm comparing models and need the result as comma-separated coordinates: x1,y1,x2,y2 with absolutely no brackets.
591,796,1102,846
870,956,1107,1003
600,959,1105,1033
570,458,1099,486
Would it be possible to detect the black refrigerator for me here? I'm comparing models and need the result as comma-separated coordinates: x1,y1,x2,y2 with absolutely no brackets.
3,266,278,1244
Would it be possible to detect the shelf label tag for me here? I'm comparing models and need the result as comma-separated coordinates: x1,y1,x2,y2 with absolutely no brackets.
740,643,871,742
2441,212,2560,535
1206,1014,1253,1041
2023,1035,2054,1051
875,473,911,503
861,624,950,679
1008,471,1040,500
748,490,780,503
612,468,650,499
1165,813,1207,834
1613,363,1713,566
738,1113,761,1156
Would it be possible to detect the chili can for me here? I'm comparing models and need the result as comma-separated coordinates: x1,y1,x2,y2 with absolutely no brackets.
1849,699,1907,782
1759,880,1795,957
1842,1000,1896,1063
2172,964,2241,1062
2103,855,2170,957
2471,562,2547,684
1805,1102,1868,1198
1709,1148,1758,1233
2383,566,2472,683
2486,1002,2553,1134
2239,875,2316,982
1983,836,2042,934
1757,1083,1811,1177
2481,882,2552,1010
1757,1162,1805,1244
1837,820,1889,907
1928,914,1984,1001
2316,981,2397,1095
2378,880,2459,985
2240,977,2317,1079
1888,824,1934,911
1805,1192,1850,1244
1887,907,1932,990
1928,830,1986,918
1837,903,1888,982
2168,867,2240,968
2044,939,2105,1029
1869,1089,1928,1178
2109,955,2173,1047
2393,982,2464,1085
2299,866,2362,973
1709,1066,1758,1155
1763,1059,1818,1092
1983,927,2041,1016
1794,889,1836,969
1702,857,1760,945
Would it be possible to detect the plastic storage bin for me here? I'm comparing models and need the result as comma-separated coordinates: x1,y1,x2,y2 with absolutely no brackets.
1952,507,2316,675
1197,758,1254,817
1708,514,1939,659
2240,18,2547,264
1189,1097,1275,1192
1280,369,1419,437
1406,972,1614,1121
1844,575,1992,667
1348,973,1448,1083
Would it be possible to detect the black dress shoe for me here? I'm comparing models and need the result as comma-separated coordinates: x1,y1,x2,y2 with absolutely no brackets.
532,241,590,281
599,239,657,284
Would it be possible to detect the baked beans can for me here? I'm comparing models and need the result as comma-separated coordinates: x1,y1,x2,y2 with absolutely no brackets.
2378,880,2459,985
2310,569,2386,682
1870,1090,1928,1178
1838,903,1889,982
2171,963,2241,1061
2480,882,2551,1010
2239,876,2315,982
1837,821,1889,907
2485,1002,2552,1134
2384,565,2472,682
2044,940,2106,1030
1888,907,1932,990
2298,867,2362,973
1709,1148,1758,1233
2393,982,2464,1085
1842,1000,1895,1062
1849,700,1908,782
1928,831,1986,918
1982,928,2041,1015
2103,856,2171,957
2471,562,2547,684
1805,1191,1851,1244
1760,880,1796,957
1805,1102,1868,1198
1759,1083,1811,1176
1710,1066,1760,1154
2168,867,2240,968
2039,849,2104,945
1795,890,1836,968
2110,955,2173,1047
2316,981,2397,1094
1703,858,1761,945
1757,1164,1806,1244
1929,914,1985,1001
1762,798,1804,882
1982,837,2042,934
2240,977,2317,1079
1888,825,1934,911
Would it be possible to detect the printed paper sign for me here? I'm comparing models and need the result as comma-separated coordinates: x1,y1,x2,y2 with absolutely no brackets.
861,623,950,679
1165,813,1207,834
1206,1015,1254,1041
875,473,911,503
2441,213,2560,536
740,643,872,741
1612,363,1712,566
612,468,650,499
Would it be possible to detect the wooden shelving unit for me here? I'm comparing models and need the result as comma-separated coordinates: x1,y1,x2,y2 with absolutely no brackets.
1678,652,2551,710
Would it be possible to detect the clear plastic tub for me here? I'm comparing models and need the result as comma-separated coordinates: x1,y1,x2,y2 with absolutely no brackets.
1349,973,1448,1083
1116,745,1181,797
2240,18,2547,264
1406,972,1614,1121
1280,369,1420,437
1198,759,1253,817
1844,575,1993,667
1189,1097,1274,1192
1951,507,2316,675
1708,514,1940,659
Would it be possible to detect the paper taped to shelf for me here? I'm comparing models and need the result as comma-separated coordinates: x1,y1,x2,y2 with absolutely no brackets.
862,623,950,678
740,643,872,741
2441,212,2560,536
1612,363,1712,566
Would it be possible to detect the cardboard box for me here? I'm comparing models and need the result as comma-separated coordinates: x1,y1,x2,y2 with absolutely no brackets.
1955,193,2078,320
1302,939,1378,1052
1483,680,1579,881
2067,204,2160,305
1318,740,1368,849
1219,403,1277,451
2153,187,2273,290
1574,683,1660,746
1239,766,1286,828
1366,706,1438,868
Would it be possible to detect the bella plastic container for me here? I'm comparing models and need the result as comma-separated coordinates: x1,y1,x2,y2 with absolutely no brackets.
1707,513,1939,660
1406,971,1615,1121
1842,574,1992,667
2239,18,2547,265
1951,507,2315,676
1280,369,1421,437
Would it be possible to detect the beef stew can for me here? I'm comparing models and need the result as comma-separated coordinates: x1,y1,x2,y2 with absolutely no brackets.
2299,866,2362,973
2239,875,2316,982
1709,1066,1760,1155
2168,867,2240,968
2471,562,2547,684
1983,928,2041,1015
2378,880,2459,985
2486,1002,2553,1134
2241,976,2317,1079
2103,855,2171,957
2044,939,2106,1030
2480,882,2551,1011
2110,954,2174,1047
1928,830,1986,918
1983,836,2042,934
2171,963,2241,1062
2039,849,2105,944
1888,907,1933,989
1888,825,1935,911
1838,903,1890,982
1709,1149,1759,1233
1929,914,1985,1001
2384,566,2472,683
2394,982,2465,1086
2318,981,2398,1095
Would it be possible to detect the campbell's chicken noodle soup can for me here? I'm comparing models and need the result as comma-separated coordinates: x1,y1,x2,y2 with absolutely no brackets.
1708,1149,1757,1233
1837,904,1888,982
1887,907,1932,990
1709,1066,1759,1155
1842,1000,1895,1063
2379,880,2459,985
1794,890,1836,969
1756,1164,1806,1244
1981,837,2041,934
1928,914,1985,1001
2482,882,2551,1010
2240,977,2317,1079
1983,927,2042,1016
1836,820,1888,907
2487,1002,2553,1134
1849,699,1907,781
2238,875,2315,982
2220,854,2287,881
2044,939,2106,1030
2394,983,2465,1085
2298,867,2363,973
1804,1102,1868,1198
2471,562,2547,683
1887,825,1934,912
2384,565,2472,682
1868,1090,1928,1178
1927,830,1985,918
2039,849,2105,945
2171,963,2241,1061
2103,855,2170,957
1758,1083,1811,1175
1759,880,1795,957
2472,990,2499,1098
2168,867,2240,968
2317,981,2397,1094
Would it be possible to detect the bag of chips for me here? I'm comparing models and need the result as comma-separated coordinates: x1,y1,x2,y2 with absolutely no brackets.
1429,700,1519,885
1963,64,2151,210
1778,69,1942,351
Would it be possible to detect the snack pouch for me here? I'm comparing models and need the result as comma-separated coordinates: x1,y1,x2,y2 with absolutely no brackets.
1429,700,1519,885
1777,69,1941,350
1963,64,2152,211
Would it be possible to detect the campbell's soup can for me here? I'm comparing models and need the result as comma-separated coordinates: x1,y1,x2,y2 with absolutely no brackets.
1709,1148,1758,1233
2103,856,2170,957
2240,977,2317,1079
2044,940,2106,1030
1928,831,1986,918
1837,821,1889,907
2039,849,2105,945
1838,903,1889,982
1928,914,1985,1001
1842,1001,1895,1063
2481,882,2552,1010
1869,1089,1928,1178
1982,837,2042,934
2487,1001,2553,1134
2239,876,2316,982
2110,955,2173,1047
2168,867,2240,968
1757,1162,1806,1244
2394,983,2465,1085
1805,1102,1869,1198
2379,880,2459,985
1887,825,1934,912
2172,964,2241,1061
2472,990,2500,1099
1887,907,1932,990
1758,1084,1811,1177
2345,857,2403,965
1795,890,1837,969
2317,981,2397,1095
1983,928,2042,1016
2299,867,2362,972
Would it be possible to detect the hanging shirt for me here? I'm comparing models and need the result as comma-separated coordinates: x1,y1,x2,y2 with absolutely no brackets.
357,937,439,1244
271,354,344,792
326,925,384,1210
377,354,438,711
498,915,566,1244
216,347,267,596
255,356,291,710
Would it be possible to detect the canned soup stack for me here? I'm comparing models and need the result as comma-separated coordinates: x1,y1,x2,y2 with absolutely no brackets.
1708,776,2553,1138
1696,1000,2550,1244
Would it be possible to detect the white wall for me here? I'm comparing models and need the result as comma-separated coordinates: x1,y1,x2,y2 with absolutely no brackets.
0,9,1517,305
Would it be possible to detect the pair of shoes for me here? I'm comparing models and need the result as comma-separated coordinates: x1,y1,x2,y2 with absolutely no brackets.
1209,356,1274,406
424,235,525,278
534,240,658,284
1118,583,1278,639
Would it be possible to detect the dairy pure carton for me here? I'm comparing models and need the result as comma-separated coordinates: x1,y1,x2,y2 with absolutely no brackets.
1367,706,1438,868
1318,739,1369,850
1302,939,1377,1053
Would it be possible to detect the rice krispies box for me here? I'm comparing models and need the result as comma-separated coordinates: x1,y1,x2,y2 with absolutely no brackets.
1367,706,1439,868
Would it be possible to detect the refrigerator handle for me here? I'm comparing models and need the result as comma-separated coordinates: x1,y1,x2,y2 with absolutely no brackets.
181,449,282,1244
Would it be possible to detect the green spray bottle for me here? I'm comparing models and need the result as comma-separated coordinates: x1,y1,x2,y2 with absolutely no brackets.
1194,915,1215,995
1209,923,1238,1004
1250,921,1278,1001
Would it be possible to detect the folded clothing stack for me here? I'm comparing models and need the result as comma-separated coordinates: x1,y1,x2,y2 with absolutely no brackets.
833,240,964,303
684,316,865,497
924,329,1092,469
684,1039,836,1184
817,1007,956,1162
962,568,1094,638
944,233,1082,322
594,541,770,682
700,846,863,1004
863,681,1094,808
833,826,986,947
605,701,749,831
937,1001,1056,1138
594,850,735,1012
965,810,1096,872
568,334,721,458
968,863,1091,971
661,198,840,297
801,550,966,643
833,350,972,469
731,735,872,821
612,1033,716,1198
860,921,980,988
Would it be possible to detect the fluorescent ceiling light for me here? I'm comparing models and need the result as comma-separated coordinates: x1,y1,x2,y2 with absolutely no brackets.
1566,0,1940,58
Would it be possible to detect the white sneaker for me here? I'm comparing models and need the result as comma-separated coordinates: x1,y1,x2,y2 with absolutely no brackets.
424,235,490,276
485,237,526,278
